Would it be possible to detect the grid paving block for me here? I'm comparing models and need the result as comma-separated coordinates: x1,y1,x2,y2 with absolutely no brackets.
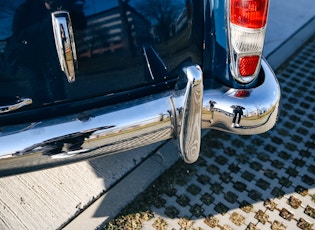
104,37,315,230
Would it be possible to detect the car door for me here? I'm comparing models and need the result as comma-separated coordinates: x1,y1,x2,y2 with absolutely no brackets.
0,0,201,125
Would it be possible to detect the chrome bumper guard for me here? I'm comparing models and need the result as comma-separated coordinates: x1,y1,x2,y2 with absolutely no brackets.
0,59,280,176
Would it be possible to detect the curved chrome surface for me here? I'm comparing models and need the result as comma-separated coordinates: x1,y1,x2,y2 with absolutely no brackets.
0,60,280,176
52,11,77,83
202,59,280,135
178,66,203,163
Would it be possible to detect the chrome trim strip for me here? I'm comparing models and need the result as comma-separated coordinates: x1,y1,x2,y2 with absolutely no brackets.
0,60,280,176
142,46,155,80
0,98,32,114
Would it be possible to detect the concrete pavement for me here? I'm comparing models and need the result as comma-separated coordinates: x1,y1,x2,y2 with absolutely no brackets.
265,0,315,69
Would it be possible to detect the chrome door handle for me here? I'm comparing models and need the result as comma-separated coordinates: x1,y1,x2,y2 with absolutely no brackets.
51,11,78,83
0,98,32,114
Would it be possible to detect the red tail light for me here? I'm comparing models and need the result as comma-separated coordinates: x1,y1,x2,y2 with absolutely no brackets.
228,0,269,83
235,90,250,97
230,0,269,29
239,56,260,76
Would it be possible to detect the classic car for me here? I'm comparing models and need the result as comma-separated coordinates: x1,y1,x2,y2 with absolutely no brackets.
0,0,280,176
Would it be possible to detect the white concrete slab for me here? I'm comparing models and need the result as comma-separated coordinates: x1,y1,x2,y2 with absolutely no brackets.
264,0,315,68
63,140,179,230
0,143,164,230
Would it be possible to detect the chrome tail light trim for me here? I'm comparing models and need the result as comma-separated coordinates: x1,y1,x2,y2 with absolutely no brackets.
227,0,270,83
0,60,280,177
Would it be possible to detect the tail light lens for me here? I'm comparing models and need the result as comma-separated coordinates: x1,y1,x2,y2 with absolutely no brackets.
228,0,269,83
230,0,269,28
239,56,260,76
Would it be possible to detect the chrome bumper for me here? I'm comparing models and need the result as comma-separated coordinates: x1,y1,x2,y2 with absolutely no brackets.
0,59,280,177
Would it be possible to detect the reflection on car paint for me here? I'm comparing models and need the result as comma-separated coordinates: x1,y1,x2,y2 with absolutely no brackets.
0,0,197,113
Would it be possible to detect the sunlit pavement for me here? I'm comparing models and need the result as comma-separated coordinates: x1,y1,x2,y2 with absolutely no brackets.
105,37,315,230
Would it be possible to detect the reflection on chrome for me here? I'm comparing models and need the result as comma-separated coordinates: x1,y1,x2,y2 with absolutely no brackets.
178,66,203,163
0,60,280,176
0,98,33,114
52,11,78,83
202,60,280,134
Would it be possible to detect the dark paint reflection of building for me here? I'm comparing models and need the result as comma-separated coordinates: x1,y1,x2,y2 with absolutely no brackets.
76,6,150,58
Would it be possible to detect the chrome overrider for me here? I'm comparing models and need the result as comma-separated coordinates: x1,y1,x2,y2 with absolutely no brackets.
0,59,280,177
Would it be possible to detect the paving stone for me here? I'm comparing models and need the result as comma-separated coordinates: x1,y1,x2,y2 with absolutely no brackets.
246,222,261,230
264,169,278,180
200,193,214,206
295,185,309,196
187,184,201,196
296,127,309,136
287,195,302,209
305,140,315,149
300,149,312,158
286,167,299,177
196,174,211,185
304,205,315,219
296,218,314,230
204,215,220,228
248,189,263,202
164,206,180,218
264,144,278,153
189,204,205,218
278,177,292,188
210,182,224,194
256,178,271,190
242,170,256,182
293,158,306,168
233,181,247,192
254,209,269,224
164,186,177,197
270,220,287,230
215,155,229,166
104,37,315,230
228,163,241,173
277,151,291,161
308,165,315,175
264,199,278,211
214,202,229,215
176,194,190,207
301,175,315,186
271,187,286,198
